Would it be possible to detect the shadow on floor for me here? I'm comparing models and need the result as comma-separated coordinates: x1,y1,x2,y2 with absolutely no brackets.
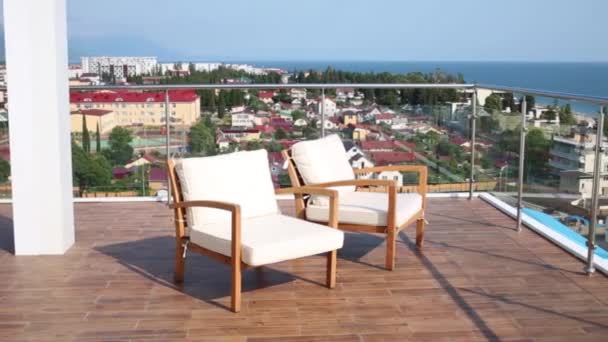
0,215,14,254
339,232,387,270
96,235,305,310
398,231,501,341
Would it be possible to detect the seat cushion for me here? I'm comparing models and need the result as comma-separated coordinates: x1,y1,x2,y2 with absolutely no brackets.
306,191,423,227
290,134,355,205
175,149,279,227
190,214,344,266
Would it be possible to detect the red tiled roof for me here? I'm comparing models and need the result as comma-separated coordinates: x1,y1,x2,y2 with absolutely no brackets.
258,91,275,99
450,135,469,146
374,113,394,120
360,140,396,151
70,90,199,103
369,152,416,166
148,167,167,182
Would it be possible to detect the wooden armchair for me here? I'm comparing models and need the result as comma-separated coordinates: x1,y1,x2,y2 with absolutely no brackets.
167,149,344,312
282,134,427,270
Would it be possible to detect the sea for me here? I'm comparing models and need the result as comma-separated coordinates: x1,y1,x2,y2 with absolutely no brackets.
241,61,608,115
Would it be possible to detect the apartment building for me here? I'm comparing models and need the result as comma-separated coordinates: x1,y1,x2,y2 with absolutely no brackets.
81,56,158,78
550,128,608,197
70,90,200,127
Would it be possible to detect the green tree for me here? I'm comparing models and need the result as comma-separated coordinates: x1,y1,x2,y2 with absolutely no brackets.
72,142,112,196
82,115,90,153
217,91,226,118
104,127,134,165
291,109,306,122
559,104,576,125
189,117,217,155
95,123,101,153
485,94,502,112
541,109,557,121
523,95,536,112
274,128,287,140
525,128,551,178
0,158,10,183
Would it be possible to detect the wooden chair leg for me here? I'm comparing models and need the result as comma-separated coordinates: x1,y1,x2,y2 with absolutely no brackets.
385,228,396,271
326,250,337,288
174,240,185,283
231,258,242,313
416,219,425,249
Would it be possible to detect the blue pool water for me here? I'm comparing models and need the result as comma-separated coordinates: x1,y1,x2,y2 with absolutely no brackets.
522,208,608,259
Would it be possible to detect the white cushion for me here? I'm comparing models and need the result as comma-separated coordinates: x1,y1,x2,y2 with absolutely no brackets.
175,150,278,227
190,214,344,266
291,134,355,205
306,192,422,227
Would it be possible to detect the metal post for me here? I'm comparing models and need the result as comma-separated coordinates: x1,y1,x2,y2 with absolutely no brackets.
585,105,604,275
468,90,477,199
321,88,326,137
164,89,171,205
516,97,527,232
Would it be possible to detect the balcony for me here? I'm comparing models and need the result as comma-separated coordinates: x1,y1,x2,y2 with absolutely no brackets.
2,198,607,341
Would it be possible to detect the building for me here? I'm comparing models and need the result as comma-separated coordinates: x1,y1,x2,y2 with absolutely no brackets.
81,56,158,78
70,90,201,127
342,111,358,126
551,128,608,197
231,113,256,129
219,128,261,142
375,113,394,125
290,88,307,100
70,109,116,134
317,97,337,117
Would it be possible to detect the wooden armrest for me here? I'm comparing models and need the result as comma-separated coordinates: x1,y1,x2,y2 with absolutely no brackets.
170,200,241,257
355,165,428,211
304,179,397,188
276,187,339,228
170,200,241,214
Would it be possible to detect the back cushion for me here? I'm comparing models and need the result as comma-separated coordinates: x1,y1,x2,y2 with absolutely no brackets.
176,149,279,227
291,134,355,205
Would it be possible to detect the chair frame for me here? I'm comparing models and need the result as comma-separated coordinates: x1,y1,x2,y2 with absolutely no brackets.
281,150,428,271
167,159,340,313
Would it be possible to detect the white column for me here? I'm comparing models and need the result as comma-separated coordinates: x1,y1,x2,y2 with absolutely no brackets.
3,0,75,255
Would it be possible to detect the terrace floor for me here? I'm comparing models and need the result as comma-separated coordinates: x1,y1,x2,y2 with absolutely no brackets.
0,198,607,341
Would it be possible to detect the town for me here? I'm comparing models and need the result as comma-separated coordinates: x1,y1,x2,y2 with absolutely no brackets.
0,56,606,239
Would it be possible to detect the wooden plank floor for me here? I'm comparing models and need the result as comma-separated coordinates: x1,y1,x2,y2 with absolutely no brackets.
0,198,607,341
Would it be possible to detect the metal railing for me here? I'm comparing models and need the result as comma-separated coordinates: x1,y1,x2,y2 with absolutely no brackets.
64,82,608,274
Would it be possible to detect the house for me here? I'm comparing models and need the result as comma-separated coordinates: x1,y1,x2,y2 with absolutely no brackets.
375,113,394,125
269,117,293,132
293,118,308,127
318,120,338,130
342,111,358,126
353,127,369,141
148,167,168,193
290,88,307,100
360,140,398,152
369,151,417,166
258,91,275,104
391,117,408,130
220,128,261,142
231,112,256,129
317,97,337,117
343,140,364,159
336,88,355,99
349,153,374,170
112,167,134,179
376,170,403,186
125,154,161,169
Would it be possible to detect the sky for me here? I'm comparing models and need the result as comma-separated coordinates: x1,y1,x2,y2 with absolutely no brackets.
6,0,608,62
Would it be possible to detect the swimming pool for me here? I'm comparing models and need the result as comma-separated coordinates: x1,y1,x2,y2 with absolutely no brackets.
522,208,608,259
